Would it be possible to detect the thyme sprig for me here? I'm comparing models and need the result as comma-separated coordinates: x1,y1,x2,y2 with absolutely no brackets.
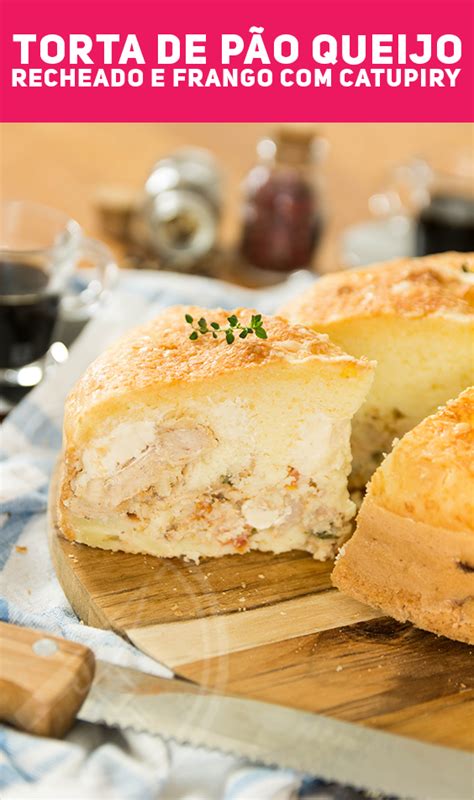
185,313,268,344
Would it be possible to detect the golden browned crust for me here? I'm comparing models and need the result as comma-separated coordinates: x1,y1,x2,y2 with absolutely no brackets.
56,460,76,542
369,387,474,533
332,500,474,645
64,305,371,432
281,252,474,325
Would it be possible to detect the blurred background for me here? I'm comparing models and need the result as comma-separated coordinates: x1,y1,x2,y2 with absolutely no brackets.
2,122,473,276
1,122,473,411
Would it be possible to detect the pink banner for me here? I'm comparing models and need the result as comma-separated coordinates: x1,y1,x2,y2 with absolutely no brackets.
0,0,472,122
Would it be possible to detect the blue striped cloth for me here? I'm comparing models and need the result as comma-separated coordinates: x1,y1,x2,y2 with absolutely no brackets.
0,269,367,800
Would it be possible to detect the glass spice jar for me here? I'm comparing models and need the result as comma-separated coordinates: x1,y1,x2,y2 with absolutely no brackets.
239,127,326,273
133,148,223,271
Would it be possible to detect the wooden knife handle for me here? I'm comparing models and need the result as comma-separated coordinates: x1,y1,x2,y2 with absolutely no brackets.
0,621,95,738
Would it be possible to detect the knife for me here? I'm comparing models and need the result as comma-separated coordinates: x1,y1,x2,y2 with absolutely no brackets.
1,622,472,799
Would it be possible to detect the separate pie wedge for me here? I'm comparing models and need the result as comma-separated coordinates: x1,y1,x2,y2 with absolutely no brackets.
280,252,474,488
332,388,474,644
59,306,374,562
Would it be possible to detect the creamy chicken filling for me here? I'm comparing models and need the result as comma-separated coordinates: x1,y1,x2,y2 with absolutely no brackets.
66,409,355,556
351,405,413,487
76,423,215,510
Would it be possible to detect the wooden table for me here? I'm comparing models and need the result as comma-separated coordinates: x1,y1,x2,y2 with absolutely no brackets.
1,122,472,274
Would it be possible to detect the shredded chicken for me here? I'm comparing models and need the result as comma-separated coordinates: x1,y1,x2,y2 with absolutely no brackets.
67,409,356,562
70,423,215,513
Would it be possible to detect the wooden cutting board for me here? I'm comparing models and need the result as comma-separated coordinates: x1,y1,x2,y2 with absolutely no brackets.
49,472,474,752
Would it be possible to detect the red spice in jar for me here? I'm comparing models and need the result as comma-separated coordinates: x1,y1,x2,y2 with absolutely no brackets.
240,127,326,273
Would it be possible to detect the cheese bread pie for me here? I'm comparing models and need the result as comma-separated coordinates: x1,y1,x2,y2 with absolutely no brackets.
332,387,474,644
59,306,374,561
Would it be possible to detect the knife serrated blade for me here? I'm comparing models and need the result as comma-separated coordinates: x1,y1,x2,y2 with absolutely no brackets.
78,661,474,800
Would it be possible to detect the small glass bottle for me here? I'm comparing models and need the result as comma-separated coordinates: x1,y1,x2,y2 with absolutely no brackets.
239,127,326,273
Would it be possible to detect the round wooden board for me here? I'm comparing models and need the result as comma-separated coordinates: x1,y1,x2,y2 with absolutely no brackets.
49,464,474,751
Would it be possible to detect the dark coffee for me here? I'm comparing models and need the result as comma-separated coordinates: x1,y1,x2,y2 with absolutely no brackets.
416,194,474,256
0,261,60,370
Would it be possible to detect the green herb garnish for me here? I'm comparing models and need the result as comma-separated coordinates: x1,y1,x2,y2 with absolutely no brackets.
305,530,338,540
316,531,338,540
185,313,268,344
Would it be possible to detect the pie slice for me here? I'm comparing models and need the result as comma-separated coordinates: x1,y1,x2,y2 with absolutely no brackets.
59,306,374,562
332,388,474,644
280,252,474,488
